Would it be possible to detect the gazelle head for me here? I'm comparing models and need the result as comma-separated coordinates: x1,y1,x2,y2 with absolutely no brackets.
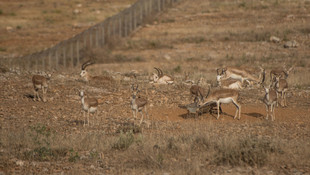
153,67,163,82
80,60,95,79
131,84,140,99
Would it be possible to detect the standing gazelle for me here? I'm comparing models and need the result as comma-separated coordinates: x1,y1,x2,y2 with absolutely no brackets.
131,85,148,125
32,75,49,102
262,85,277,121
198,88,241,120
275,76,288,107
78,89,99,127
270,66,293,83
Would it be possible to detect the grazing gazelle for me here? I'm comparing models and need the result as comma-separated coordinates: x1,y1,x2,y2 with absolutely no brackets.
262,85,277,121
198,88,241,120
270,66,293,83
152,67,174,84
219,66,265,87
32,74,50,102
131,85,148,125
77,89,99,127
275,75,288,107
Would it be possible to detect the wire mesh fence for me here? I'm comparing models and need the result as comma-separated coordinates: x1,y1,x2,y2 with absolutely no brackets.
4,0,183,72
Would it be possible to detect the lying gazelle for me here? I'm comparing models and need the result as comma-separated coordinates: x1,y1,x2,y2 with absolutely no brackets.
32,74,51,102
80,60,112,83
77,89,99,127
217,74,244,89
275,75,288,107
262,85,277,121
152,67,174,84
219,66,265,87
270,66,293,83
198,88,240,120
131,85,148,125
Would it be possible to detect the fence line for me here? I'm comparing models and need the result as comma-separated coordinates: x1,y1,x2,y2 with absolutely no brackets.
7,0,183,72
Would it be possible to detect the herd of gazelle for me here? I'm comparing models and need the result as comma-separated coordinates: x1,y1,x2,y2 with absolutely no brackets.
31,61,293,125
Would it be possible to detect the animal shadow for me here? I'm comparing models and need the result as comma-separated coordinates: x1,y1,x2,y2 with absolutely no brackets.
244,112,264,118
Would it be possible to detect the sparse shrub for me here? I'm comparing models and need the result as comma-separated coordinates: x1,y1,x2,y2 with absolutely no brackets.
68,148,80,162
23,124,67,161
0,47,6,52
0,9,3,15
112,131,135,150
166,137,179,153
16,25,22,30
10,12,16,16
213,137,282,167
173,65,181,73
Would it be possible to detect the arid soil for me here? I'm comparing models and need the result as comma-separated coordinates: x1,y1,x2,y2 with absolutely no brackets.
1,0,310,174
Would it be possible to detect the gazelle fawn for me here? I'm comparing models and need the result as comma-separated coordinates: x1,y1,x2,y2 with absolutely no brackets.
78,89,99,127
262,85,277,121
275,75,288,107
32,75,50,102
131,85,148,125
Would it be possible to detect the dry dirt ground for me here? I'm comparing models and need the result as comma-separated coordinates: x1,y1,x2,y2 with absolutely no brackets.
1,0,310,174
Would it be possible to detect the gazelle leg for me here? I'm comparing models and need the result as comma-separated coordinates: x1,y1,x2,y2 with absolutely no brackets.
139,110,144,125
83,111,86,127
216,101,220,119
88,110,90,126
232,100,241,120
265,104,269,120
271,103,275,121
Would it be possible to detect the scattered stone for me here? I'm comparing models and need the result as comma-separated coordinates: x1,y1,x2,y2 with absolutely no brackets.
270,36,280,43
164,54,171,61
73,9,82,15
16,160,24,166
6,26,14,32
284,40,299,48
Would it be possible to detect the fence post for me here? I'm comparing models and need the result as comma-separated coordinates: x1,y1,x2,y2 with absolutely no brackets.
63,45,66,68
89,29,93,48
119,15,122,37
70,42,74,67
76,40,80,67
96,27,99,47
124,13,128,37
83,32,87,48
48,51,52,70
101,24,105,46
55,49,58,70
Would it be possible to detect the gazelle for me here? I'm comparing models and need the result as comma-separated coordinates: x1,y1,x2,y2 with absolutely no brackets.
32,74,50,102
219,66,265,87
80,60,112,83
152,67,174,84
275,75,288,107
270,66,293,83
198,88,240,120
217,74,244,89
77,89,99,127
262,85,277,121
131,85,148,125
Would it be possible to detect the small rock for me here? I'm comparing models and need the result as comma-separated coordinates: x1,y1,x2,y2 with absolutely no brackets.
90,165,95,169
6,26,13,32
164,54,171,61
76,3,82,8
73,9,82,15
284,40,299,48
270,36,280,43
16,160,24,166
